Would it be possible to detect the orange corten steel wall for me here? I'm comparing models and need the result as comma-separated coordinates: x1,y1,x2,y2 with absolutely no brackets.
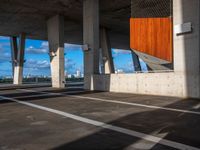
130,18,173,62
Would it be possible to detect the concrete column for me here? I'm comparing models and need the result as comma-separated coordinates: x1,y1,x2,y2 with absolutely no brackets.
131,51,141,72
83,0,100,90
47,15,65,88
173,0,200,97
10,36,18,77
100,28,115,74
13,33,26,85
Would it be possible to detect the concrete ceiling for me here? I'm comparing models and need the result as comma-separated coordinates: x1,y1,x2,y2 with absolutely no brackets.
0,0,131,49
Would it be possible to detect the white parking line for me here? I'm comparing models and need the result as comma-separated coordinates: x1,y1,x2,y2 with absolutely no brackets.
193,103,200,109
71,95,200,115
0,95,199,150
18,89,200,116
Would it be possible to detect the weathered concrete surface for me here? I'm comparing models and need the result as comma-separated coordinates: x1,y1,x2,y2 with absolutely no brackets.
13,33,26,85
0,0,130,49
83,0,100,90
173,0,200,98
0,85,200,150
100,28,115,74
94,0,200,99
47,15,65,88
93,73,185,97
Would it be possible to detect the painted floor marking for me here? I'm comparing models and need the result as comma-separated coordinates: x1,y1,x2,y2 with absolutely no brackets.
70,95,200,115
18,89,200,116
193,103,200,109
0,95,199,150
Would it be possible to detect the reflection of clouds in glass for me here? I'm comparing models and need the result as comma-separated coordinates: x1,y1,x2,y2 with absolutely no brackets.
112,49,131,54
112,49,148,73
112,49,131,59
139,58,148,71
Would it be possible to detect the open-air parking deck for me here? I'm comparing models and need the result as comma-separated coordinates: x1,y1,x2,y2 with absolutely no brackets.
0,84,200,150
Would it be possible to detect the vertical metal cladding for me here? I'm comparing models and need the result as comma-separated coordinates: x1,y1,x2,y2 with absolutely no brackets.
130,0,173,62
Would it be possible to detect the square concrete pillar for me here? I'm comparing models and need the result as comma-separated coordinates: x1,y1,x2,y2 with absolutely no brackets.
12,34,26,85
173,0,200,97
100,28,115,74
83,0,100,90
47,15,65,88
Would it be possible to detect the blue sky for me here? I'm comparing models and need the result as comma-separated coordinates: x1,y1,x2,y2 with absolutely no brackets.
0,36,147,77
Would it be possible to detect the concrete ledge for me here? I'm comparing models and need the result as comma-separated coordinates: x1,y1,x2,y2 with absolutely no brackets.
93,73,200,98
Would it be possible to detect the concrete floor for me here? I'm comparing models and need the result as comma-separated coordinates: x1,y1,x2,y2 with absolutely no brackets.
0,84,200,150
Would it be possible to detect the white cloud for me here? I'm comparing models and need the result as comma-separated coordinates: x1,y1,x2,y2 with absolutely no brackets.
41,42,49,48
65,58,76,71
26,41,49,54
25,59,50,69
0,44,3,51
26,42,82,54
0,36,9,40
0,42,10,51
0,52,11,63
112,49,131,59
115,60,134,73
26,46,48,54
64,43,82,51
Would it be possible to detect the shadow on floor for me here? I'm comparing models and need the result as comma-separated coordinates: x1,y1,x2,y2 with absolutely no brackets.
0,87,200,149
0,84,51,91
50,99,200,150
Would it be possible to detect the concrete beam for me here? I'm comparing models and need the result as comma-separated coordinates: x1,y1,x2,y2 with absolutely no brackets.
83,0,100,90
13,33,26,85
100,28,115,74
47,15,65,88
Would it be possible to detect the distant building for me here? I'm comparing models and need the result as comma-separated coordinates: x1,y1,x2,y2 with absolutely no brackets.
67,74,72,78
65,71,68,77
115,69,124,74
76,70,81,78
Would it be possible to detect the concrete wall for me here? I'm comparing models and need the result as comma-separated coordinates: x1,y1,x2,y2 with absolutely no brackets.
93,73,186,97
93,0,200,98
